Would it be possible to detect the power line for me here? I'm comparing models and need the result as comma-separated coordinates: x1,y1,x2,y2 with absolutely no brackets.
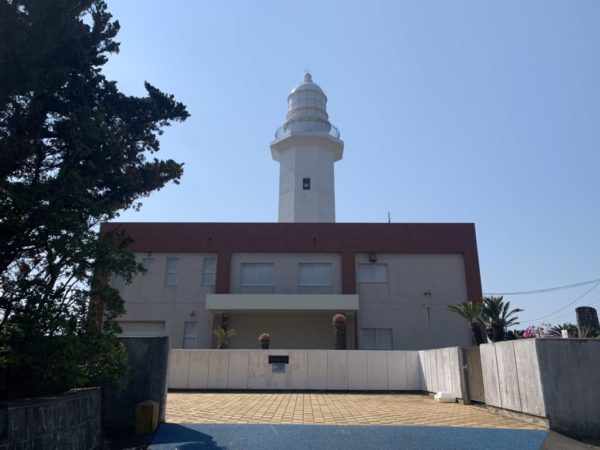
519,280,600,325
483,277,600,296
537,296,600,323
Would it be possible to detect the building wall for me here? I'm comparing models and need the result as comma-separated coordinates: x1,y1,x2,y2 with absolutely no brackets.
100,222,483,301
116,249,470,350
116,252,216,349
226,312,354,350
356,253,471,350
229,252,342,294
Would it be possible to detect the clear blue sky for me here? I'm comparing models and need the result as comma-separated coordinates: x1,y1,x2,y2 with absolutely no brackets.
104,0,600,328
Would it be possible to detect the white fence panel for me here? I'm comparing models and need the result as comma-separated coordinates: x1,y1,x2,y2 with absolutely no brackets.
168,347,465,397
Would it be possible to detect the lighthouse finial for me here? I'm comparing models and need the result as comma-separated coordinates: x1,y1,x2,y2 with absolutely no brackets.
303,68,312,83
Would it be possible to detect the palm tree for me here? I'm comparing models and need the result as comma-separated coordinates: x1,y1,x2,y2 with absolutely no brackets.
547,323,577,338
448,301,486,346
213,327,236,349
482,296,523,342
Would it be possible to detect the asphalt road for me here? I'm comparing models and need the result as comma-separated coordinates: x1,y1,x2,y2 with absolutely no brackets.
149,423,549,450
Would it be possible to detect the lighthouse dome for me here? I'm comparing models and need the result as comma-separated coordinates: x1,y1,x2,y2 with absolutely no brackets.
289,72,326,96
276,73,339,138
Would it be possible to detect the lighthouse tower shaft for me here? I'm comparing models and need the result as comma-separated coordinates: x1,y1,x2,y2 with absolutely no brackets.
271,73,344,223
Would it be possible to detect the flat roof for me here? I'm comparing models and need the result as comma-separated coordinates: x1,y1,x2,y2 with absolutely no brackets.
100,222,478,254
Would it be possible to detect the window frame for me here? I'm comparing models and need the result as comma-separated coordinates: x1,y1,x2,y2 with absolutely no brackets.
298,263,333,287
202,257,217,287
361,328,393,350
357,263,388,284
165,258,178,286
142,257,155,272
240,263,275,287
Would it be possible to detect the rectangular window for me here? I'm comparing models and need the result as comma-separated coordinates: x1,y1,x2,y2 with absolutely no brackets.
203,258,216,286
240,263,274,286
302,177,311,190
357,263,388,283
165,258,178,286
142,257,155,272
183,321,198,349
361,328,393,350
298,263,332,286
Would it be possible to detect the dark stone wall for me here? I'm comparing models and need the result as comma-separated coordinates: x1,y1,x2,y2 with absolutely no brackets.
0,388,101,450
103,336,170,431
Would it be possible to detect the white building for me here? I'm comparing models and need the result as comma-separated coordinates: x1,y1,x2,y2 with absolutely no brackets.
104,74,481,351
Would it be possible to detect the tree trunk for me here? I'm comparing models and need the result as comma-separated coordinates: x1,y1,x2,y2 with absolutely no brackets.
491,324,505,342
470,323,485,346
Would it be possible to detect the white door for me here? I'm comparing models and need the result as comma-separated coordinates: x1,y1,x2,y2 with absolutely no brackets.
183,321,198,349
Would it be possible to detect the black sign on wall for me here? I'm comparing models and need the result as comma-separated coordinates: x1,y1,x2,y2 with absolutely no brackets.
268,355,289,364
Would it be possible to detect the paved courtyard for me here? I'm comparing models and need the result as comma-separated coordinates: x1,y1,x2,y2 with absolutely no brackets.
166,392,542,429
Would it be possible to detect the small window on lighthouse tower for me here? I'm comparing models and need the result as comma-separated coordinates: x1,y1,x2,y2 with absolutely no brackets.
303,178,311,190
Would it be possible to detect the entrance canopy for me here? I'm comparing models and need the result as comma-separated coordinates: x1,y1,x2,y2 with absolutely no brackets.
206,294,359,312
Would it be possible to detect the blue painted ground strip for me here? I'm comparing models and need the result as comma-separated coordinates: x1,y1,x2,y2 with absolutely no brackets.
150,424,548,450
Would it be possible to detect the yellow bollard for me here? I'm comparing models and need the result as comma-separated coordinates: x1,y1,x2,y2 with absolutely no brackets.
135,400,159,435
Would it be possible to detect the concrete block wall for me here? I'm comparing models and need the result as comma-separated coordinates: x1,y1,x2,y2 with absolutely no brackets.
0,388,101,450
168,348,462,394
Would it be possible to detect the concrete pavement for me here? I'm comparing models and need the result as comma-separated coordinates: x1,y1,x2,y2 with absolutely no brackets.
146,392,561,450
165,392,542,429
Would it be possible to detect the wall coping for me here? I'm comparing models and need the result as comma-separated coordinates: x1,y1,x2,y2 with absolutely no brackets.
0,386,100,408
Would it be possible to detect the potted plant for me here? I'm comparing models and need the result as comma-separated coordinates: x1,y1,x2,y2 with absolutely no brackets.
332,314,347,350
258,333,270,349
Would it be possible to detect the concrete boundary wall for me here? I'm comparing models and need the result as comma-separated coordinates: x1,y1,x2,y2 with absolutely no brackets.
168,347,464,398
480,339,600,445
480,339,546,419
535,339,600,444
103,336,170,431
418,347,464,398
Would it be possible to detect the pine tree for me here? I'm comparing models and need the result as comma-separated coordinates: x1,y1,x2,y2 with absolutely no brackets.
0,0,189,398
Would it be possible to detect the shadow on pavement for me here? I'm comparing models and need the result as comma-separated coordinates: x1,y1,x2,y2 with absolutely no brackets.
151,424,225,450
542,431,600,450
105,427,155,450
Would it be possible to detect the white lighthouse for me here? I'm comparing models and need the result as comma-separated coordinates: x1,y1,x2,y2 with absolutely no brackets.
271,73,344,223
